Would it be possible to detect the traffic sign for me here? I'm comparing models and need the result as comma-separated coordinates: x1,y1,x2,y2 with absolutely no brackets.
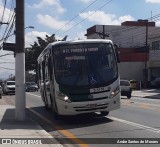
3,42,15,52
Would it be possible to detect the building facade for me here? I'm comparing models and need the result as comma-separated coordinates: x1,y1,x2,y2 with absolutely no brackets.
85,20,160,81
148,33,160,81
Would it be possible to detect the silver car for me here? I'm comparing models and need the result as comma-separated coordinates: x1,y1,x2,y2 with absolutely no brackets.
26,82,38,92
120,80,132,99
3,81,15,95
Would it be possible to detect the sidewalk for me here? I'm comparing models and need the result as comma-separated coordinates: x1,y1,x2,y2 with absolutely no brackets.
0,104,62,146
132,89,160,99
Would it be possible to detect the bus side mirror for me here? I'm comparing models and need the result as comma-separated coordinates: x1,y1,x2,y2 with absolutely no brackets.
114,44,120,63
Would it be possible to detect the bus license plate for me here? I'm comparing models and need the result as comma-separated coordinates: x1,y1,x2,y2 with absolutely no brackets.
86,104,97,108
90,86,110,93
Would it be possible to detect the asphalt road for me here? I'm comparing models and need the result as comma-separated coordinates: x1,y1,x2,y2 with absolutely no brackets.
2,92,160,147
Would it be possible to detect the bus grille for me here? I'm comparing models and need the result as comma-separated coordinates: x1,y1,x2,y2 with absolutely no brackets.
74,103,108,112
8,88,15,90
71,96,108,102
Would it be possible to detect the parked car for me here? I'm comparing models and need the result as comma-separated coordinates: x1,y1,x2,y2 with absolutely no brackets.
120,80,132,99
26,82,38,92
3,81,15,95
150,77,160,88
0,85,2,98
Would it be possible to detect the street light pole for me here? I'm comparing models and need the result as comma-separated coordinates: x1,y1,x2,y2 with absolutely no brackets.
15,0,25,121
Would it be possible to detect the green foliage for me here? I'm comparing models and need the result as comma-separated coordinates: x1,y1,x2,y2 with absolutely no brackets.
25,34,59,71
25,34,68,72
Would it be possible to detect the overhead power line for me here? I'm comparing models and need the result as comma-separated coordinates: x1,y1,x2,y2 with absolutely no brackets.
0,0,7,29
0,0,15,49
59,0,113,37
54,0,98,35
0,66,15,70
0,61,14,64
0,53,14,57
0,57,14,61
0,13,15,49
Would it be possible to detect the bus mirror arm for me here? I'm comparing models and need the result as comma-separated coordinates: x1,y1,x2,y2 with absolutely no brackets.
114,44,120,63
116,51,120,63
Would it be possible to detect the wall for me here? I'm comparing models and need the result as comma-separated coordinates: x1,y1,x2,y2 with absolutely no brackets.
118,62,144,81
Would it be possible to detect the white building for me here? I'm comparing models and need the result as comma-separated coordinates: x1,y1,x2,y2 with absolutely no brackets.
85,20,160,82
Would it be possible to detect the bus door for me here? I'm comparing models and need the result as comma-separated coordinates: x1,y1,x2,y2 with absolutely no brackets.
44,55,52,108
48,55,56,110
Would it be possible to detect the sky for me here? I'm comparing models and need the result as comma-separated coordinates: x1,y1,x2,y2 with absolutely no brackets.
0,0,160,79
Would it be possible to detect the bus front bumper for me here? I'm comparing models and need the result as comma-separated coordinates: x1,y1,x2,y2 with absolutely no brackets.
56,94,120,115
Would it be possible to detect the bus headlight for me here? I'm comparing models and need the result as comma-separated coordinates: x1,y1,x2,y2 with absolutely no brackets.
110,86,120,99
57,92,71,103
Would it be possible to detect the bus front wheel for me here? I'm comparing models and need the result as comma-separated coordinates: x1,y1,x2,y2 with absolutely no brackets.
100,111,109,117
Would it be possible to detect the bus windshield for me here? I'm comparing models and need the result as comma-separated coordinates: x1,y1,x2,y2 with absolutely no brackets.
53,43,118,87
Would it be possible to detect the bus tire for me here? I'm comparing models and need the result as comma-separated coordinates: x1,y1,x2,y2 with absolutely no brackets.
100,111,109,117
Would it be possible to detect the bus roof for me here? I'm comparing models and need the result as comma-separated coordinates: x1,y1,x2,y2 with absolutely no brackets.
37,39,113,61
50,39,113,46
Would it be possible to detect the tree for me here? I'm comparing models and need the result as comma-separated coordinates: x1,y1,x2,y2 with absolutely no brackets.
25,34,68,81
25,34,56,71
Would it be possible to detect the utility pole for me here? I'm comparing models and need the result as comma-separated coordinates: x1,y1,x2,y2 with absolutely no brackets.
95,25,109,39
145,20,148,87
15,0,25,121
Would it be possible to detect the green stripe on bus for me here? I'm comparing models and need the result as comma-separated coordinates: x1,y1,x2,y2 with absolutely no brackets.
59,86,90,102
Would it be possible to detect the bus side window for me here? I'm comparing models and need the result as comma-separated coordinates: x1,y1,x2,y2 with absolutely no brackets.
38,64,41,80
37,64,41,87
45,56,50,82
48,56,53,80
42,60,45,81
40,64,43,81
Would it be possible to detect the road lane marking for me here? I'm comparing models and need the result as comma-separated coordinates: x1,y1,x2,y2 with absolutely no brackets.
139,104,150,109
122,100,160,107
28,108,89,147
121,101,160,111
26,93,41,98
109,116,160,134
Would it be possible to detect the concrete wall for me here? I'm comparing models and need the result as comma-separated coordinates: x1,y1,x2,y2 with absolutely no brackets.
118,62,144,81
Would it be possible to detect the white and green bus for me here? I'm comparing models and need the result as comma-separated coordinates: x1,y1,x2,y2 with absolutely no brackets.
37,39,120,118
